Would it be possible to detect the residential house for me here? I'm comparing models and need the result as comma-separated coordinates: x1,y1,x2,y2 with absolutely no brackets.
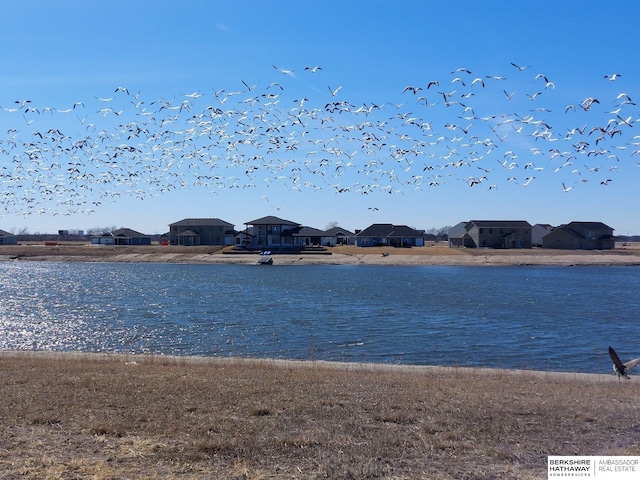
447,222,474,248
323,226,355,246
532,223,553,247
542,221,615,250
169,218,235,246
242,216,301,249
354,223,425,247
111,228,152,245
241,216,326,249
0,229,18,245
285,226,327,247
91,228,151,245
449,220,532,248
91,233,115,245
234,226,255,248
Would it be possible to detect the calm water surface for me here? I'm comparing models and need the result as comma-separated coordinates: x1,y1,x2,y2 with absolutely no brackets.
1,261,639,374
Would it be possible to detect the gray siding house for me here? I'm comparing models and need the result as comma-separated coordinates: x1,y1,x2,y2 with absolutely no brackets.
91,228,151,245
169,218,235,246
323,226,355,246
354,224,425,247
242,216,302,249
0,229,18,245
542,221,615,250
449,220,532,248
532,223,553,247
111,228,151,245
447,222,474,248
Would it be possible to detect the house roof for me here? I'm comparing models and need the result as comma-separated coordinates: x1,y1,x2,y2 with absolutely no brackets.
0,229,15,237
236,226,255,236
325,226,354,236
282,226,327,237
356,223,424,237
447,221,469,238
550,222,615,240
111,228,148,238
244,215,300,226
176,229,201,237
468,220,532,229
169,218,234,227
566,221,613,231
390,225,425,237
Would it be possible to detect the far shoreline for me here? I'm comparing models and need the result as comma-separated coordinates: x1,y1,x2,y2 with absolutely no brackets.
1,243,640,266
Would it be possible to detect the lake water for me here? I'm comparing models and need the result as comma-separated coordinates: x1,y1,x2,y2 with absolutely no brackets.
1,261,639,374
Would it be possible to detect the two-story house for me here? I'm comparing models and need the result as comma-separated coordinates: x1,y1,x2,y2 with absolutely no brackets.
169,218,235,246
242,216,302,249
542,221,615,250
449,220,532,248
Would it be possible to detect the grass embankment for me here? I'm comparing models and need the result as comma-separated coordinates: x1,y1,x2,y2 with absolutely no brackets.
1,353,639,479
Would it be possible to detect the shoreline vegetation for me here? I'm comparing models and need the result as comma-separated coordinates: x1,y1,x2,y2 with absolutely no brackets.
3,245,640,478
2,242,640,266
2,351,640,479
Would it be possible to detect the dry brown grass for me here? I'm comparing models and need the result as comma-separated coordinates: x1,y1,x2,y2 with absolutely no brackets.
3,242,639,261
1,353,639,479
0,243,228,258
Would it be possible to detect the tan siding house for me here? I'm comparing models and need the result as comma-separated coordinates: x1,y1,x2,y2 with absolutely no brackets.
449,220,532,248
542,222,615,250
169,218,235,246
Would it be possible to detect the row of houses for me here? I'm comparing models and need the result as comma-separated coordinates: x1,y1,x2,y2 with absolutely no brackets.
165,216,428,249
0,218,617,250
447,220,615,250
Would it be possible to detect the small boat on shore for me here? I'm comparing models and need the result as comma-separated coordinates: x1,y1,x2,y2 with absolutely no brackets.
258,251,273,265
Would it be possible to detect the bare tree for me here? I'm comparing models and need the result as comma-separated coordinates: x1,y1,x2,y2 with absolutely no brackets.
325,220,339,230
86,225,119,236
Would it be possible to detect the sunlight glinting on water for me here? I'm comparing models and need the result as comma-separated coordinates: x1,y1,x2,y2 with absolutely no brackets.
1,261,639,373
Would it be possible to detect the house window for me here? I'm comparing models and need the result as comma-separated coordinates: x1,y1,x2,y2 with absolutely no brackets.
489,229,493,234
272,226,280,233
479,228,483,234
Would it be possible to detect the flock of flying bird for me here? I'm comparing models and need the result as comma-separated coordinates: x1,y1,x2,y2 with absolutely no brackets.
0,62,639,217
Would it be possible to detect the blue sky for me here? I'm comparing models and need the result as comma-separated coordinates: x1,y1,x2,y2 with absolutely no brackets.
1,1,639,235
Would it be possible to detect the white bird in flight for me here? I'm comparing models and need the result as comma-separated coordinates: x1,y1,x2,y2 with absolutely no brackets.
273,65,294,75
328,85,342,96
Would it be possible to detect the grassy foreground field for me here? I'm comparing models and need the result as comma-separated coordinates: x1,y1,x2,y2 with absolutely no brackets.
1,353,639,479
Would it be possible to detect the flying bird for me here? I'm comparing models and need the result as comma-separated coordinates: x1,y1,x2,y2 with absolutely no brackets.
604,73,621,81
609,346,640,380
328,85,342,96
403,85,422,95
273,65,294,75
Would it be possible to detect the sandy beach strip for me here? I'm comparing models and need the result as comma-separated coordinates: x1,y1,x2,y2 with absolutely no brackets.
2,243,640,266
